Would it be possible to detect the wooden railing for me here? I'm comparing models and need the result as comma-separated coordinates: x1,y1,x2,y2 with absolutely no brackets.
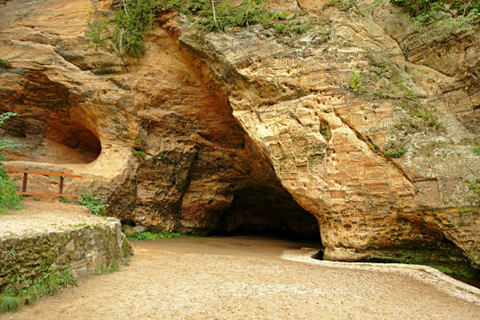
9,169,82,197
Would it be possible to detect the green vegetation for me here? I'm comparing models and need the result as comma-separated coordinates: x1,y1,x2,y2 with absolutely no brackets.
162,0,313,34
467,176,480,200
86,0,316,57
319,121,331,141
0,59,11,69
473,140,480,155
0,263,76,313
0,112,20,161
366,247,478,281
79,191,109,215
132,148,147,159
0,166,21,215
349,72,363,93
85,0,158,57
94,263,120,275
84,14,110,49
0,112,22,215
114,0,158,57
323,0,356,11
385,146,406,158
392,0,480,21
383,101,442,158
132,137,147,159
59,196,70,204
125,231,181,240
394,101,442,132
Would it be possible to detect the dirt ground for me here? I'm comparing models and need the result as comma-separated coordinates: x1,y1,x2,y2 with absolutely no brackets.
0,200,113,238
1,234,479,319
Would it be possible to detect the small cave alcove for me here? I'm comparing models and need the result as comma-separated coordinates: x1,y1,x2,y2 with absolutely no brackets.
1,116,102,164
211,184,322,245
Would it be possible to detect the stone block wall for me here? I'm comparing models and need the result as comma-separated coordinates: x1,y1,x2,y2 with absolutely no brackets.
0,221,130,290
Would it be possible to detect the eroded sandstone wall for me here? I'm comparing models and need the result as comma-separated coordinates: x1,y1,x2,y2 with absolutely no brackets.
0,0,478,268
176,0,480,266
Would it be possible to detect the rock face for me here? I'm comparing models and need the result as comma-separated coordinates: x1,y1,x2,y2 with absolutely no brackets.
0,0,479,269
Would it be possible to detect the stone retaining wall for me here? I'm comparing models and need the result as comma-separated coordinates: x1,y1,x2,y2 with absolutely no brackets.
0,221,130,290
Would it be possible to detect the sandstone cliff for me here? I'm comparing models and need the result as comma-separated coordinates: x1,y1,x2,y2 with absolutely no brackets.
0,0,479,272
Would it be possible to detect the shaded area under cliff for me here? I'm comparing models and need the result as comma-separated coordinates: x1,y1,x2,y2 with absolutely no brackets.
0,70,102,164
211,184,321,242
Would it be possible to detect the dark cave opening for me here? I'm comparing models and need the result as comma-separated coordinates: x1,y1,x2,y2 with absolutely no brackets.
210,184,322,244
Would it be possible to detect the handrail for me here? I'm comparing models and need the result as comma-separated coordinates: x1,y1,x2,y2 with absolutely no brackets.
8,168,82,198
8,168,82,178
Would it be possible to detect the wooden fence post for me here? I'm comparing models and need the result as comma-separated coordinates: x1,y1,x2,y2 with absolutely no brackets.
22,170,28,193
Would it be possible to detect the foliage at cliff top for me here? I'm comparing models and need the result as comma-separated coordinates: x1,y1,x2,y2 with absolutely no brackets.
86,0,314,57
391,0,480,24
158,0,311,33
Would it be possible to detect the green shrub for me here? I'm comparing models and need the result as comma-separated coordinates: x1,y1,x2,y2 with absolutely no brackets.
349,72,363,93
84,17,110,49
386,146,406,158
114,0,159,57
0,59,11,69
0,166,22,215
0,112,22,215
79,191,109,215
132,148,147,159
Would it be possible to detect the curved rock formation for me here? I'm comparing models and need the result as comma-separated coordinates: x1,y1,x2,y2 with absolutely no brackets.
0,0,478,271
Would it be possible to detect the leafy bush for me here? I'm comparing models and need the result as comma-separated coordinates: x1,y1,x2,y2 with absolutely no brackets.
349,72,363,93
0,112,21,215
85,0,158,57
0,166,22,215
79,191,109,215
114,0,159,57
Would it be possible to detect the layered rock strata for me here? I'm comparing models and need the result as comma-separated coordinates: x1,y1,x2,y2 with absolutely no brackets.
0,0,478,269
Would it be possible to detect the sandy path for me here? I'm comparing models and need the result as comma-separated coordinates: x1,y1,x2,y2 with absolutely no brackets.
0,200,114,238
1,236,480,320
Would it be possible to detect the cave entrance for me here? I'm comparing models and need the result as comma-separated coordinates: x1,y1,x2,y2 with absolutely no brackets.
0,71,102,164
1,117,102,164
211,184,321,245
